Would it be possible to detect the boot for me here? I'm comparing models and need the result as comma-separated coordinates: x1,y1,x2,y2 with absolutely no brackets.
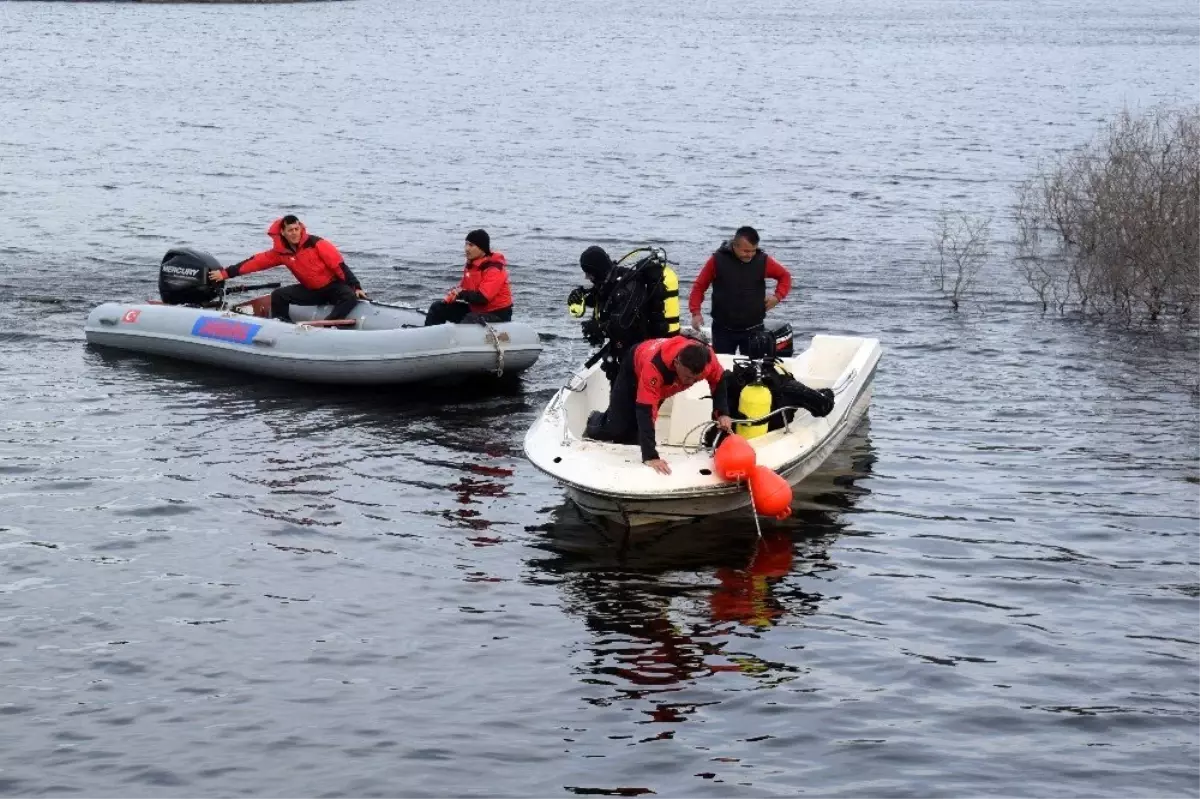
583,410,606,440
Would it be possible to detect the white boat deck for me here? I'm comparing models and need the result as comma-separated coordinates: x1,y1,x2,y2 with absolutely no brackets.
524,334,882,522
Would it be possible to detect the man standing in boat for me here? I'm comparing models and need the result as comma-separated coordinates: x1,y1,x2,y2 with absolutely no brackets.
208,215,366,323
424,229,514,326
584,335,734,475
688,226,792,355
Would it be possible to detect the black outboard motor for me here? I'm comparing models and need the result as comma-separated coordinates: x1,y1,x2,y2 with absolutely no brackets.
744,325,795,359
158,247,223,306
746,328,778,360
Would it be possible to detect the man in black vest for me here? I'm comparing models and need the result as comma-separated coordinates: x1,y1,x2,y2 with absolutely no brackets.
687,226,792,355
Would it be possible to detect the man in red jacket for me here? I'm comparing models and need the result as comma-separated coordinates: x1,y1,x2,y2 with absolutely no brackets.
425,229,515,326
584,335,733,475
208,215,366,322
688,226,791,355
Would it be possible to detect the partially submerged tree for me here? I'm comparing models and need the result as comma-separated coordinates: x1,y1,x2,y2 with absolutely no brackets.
928,210,991,312
1014,105,1200,325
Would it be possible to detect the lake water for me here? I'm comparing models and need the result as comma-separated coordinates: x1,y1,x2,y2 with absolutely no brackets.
1,0,1198,796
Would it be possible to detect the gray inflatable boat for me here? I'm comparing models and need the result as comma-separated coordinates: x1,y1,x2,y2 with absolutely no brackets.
83,247,542,386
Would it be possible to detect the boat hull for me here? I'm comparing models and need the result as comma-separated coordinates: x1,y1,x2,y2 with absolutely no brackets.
565,381,874,526
83,301,542,385
524,334,882,527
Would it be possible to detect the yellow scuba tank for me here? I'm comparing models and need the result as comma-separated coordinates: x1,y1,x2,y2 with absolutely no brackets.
736,383,772,439
661,265,680,333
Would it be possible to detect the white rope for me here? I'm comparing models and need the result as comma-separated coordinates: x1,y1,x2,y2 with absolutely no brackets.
680,421,719,453
831,368,857,395
746,476,763,538
681,406,812,454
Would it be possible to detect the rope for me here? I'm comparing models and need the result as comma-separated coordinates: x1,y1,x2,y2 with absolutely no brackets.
676,374,848,451
679,405,813,454
482,322,505,376
746,477,764,538
831,369,857,395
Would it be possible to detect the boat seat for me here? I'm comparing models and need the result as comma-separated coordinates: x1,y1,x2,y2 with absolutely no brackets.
299,319,358,328
661,390,716,447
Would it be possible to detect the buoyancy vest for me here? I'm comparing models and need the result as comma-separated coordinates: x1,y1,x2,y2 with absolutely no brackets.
710,244,768,330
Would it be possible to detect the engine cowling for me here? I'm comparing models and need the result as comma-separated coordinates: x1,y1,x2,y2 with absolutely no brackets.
158,248,222,306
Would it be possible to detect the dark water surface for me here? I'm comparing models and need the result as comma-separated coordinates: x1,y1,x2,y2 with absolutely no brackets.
1,0,1198,796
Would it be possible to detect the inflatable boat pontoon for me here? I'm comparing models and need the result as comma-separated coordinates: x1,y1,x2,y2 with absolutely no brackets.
83,248,542,386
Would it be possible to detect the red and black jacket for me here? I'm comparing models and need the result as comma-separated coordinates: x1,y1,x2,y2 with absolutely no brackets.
688,243,791,331
222,218,360,291
449,252,513,313
631,336,730,461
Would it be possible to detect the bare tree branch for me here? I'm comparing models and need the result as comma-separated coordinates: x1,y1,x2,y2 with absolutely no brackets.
928,210,991,311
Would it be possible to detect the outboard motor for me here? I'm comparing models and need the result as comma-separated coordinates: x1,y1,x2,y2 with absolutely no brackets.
746,328,778,360
771,323,794,358
158,247,222,306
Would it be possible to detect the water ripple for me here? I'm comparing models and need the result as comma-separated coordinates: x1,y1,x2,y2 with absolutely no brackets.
0,0,1196,797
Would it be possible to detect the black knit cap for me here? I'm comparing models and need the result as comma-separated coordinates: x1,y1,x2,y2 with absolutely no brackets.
465,229,491,254
579,245,613,280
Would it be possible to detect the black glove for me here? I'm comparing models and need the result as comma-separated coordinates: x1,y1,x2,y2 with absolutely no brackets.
581,318,605,346
567,286,587,307
600,357,621,383
817,388,835,417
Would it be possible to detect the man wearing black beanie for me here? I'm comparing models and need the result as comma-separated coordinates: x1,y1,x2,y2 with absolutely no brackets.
465,229,490,255
425,229,514,326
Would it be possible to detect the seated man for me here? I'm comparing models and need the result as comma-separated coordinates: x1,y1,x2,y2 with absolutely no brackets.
585,335,734,475
568,246,680,382
208,214,366,322
424,229,513,326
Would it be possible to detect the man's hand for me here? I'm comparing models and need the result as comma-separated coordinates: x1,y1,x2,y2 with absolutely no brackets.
444,287,461,303
645,458,672,475
691,312,704,330
765,295,780,310
716,415,734,433
355,288,368,299
208,269,226,282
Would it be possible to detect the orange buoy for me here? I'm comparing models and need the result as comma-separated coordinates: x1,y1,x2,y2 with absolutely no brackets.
713,434,756,481
750,465,792,518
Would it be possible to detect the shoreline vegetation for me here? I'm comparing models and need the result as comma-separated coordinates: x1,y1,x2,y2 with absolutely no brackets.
929,104,1199,331
1014,105,1199,327
925,103,1200,398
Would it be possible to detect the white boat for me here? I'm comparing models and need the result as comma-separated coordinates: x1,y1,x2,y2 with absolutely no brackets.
523,334,882,526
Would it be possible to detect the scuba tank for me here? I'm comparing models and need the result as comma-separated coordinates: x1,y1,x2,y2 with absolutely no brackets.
738,330,777,438
736,382,772,439
661,263,680,334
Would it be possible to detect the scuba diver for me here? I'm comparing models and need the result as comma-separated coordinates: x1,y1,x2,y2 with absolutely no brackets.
566,245,681,382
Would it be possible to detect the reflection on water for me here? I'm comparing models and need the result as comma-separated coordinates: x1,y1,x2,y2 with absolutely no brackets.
528,421,876,710
79,343,534,546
